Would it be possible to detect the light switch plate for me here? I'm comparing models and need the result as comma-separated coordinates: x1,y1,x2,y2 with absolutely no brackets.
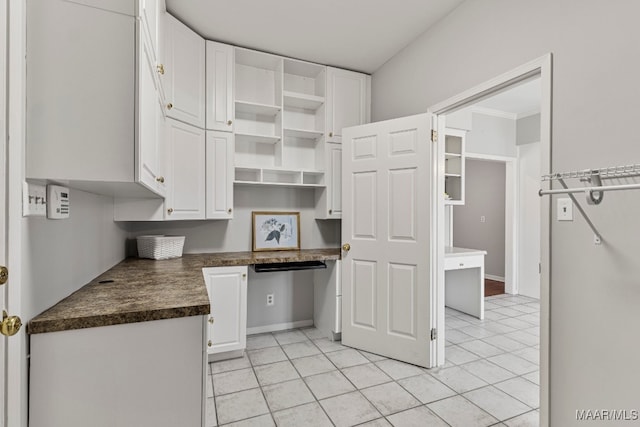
557,198,573,221
22,182,47,217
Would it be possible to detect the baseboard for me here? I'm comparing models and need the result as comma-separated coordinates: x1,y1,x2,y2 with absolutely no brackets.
247,319,314,335
485,274,505,282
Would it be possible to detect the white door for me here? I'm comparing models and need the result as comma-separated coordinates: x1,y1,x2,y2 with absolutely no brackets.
518,142,541,299
342,113,434,367
0,1,7,418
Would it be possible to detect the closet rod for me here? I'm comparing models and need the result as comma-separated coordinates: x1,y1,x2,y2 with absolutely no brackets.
538,182,640,196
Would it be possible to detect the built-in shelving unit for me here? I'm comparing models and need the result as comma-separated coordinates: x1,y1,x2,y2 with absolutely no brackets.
444,128,466,205
233,50,327,188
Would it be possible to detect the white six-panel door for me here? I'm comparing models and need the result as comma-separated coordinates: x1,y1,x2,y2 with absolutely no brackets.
341,113,433,367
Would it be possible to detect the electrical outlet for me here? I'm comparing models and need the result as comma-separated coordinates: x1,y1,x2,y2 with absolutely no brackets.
22,182,47,217
557,198,573,221
266,294,274,306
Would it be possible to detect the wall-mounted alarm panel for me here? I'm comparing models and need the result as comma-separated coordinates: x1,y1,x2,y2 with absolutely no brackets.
47,185,70,219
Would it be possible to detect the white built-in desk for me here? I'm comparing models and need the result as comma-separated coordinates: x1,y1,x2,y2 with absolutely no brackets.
445,247,487,320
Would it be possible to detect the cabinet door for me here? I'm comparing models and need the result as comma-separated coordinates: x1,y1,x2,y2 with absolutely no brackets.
165,119,206,220
316,142,342,219
206,41,234,132
206,131,234,219
203,266,248,355
138,33,161,193
444,128,466,205
326,67,370,143
327,142,343,218
164,14,205,127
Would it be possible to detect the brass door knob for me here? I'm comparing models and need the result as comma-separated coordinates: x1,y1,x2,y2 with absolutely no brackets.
0,311,21,337
342,243,351,252
156,176,165,183
157,64,165,75
329,209,332,215
167,103,173,110
242,273,246,279
0,266,7,285
207,340,212,347
208,317,214,324
167,208,174,215
227,120,233,126
227,208,232,214
329,131,333,137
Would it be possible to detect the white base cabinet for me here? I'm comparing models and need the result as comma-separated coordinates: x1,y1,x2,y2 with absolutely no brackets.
313,260,342,340
203,266,248,360
29,316,206,427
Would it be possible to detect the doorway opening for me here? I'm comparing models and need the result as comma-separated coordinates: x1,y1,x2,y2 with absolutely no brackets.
430,55,551,425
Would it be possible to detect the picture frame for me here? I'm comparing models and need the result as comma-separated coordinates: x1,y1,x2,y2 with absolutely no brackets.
252,211,301,252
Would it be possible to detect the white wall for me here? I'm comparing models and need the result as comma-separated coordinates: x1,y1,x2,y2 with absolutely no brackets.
518,142,541,299
466,113,516,157
21,189,128,322
126,186,340,328
371,1,640,424
453,159,506,279
517,113,541,146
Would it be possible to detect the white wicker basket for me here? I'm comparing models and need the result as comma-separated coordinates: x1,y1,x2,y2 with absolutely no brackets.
136,235,185,260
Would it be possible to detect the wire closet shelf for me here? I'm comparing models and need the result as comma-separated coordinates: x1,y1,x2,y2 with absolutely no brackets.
539,163,640,243
539,163,640,198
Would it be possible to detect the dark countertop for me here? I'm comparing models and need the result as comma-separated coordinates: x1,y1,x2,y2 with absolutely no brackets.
27,248,341,335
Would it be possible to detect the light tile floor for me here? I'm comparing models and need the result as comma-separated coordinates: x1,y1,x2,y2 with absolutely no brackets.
207,293,540,427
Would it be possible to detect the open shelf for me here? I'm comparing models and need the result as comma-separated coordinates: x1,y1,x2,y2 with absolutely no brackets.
283,91,324,110
234,166,324,188
283,127,323,140
235,132,280,144
235,100,281,116
445,152,462,159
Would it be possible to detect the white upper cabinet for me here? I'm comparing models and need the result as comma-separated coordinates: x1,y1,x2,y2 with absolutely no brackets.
444,128,466,205
164,14,205,127
206,42,234,132
325,67,371,143
140,0,167,102
138,32,166,196
206,131,234,219
26,0,166,197
315,142,342,219
165,119,206,220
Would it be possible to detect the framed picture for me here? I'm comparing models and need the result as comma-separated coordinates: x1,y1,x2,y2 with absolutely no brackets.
252,211,301,251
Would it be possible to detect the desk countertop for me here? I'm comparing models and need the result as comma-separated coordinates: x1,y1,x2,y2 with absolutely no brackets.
445,246,488,257
27,248,341,335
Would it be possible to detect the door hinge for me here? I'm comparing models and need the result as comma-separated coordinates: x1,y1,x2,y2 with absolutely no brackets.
430,328,437,340
431,130,438,142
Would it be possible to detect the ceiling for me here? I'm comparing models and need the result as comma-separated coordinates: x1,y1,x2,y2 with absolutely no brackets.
472,78,542,117
166,0,466,74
